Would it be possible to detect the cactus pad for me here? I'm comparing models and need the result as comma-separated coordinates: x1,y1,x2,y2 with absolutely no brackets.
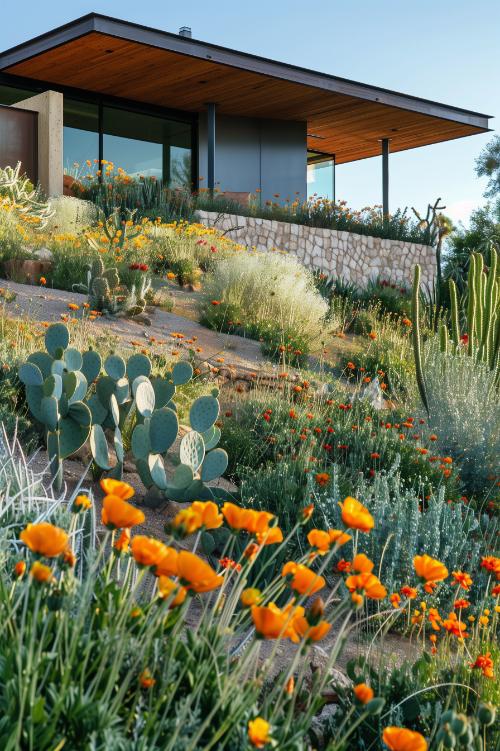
68,401,92,427
64,348,83,372
201,425,221,451
150,407,178,454
59,417,90,459
131,423,151,460
127,353,152,382
179,430,205,472
148,454,167,490
81,350,102,384
90,424,111,469
170,463,194,489
151,377,176,408
19,362,43,387
189,395,219,433
105,354,126,381
200,448,228,482
172,360,193,386
43,374,63,400
27,352,53,379
45,323,69,357
135,380,155,417
41,396,59,431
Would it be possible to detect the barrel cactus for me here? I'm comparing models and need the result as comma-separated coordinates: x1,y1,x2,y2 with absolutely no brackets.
18,323,93,492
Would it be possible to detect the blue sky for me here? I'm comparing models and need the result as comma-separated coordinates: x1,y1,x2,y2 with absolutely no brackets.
1,0,497,226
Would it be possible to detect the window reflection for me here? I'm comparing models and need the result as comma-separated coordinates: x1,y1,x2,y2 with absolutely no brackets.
63,99,99,174
307,153,335,201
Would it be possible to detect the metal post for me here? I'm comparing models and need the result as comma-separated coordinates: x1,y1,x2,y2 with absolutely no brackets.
207,102,216,197
332,154,336,204
382,138,389,217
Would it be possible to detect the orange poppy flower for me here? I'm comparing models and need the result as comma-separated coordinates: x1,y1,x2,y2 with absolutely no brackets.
382,727,427,751
282,561,325,595
352,553,374,573
241,587,262,607
102,495,145,530
329,529,352,546
30,561,53,583
292,615,331,642
470,652,494,679
256,526,283,545
158,576,187,607
139,669,156,689
339,497,374,533
14,561,26,578
452,571,472,590
73,494,92,512
177,551,223,592
390,593,401,608
155,546,179,577
222,502,274,534
353,683,374,704
413,554,448,583
345,572,387,600
248,717,271,748
20,522,68,557
170,508,203,536
131,536,169,567
400,585,418,599
114,528,131,553
251,602,302,642
100,479,135,500
191,500,223,529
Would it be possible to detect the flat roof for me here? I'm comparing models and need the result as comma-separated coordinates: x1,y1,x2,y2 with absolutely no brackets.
0,13,491,164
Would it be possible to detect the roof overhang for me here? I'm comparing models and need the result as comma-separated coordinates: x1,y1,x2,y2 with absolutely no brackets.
0,13,492,164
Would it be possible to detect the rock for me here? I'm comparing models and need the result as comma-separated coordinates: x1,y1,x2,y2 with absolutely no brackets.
34,247,53,261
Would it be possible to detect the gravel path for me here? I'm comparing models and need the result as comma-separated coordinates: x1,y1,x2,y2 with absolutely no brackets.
1,278,267,371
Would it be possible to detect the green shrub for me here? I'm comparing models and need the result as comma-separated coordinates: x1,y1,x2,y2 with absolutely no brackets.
360,278,412,317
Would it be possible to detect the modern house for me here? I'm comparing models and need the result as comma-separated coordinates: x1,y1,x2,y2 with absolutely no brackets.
0,13,491,209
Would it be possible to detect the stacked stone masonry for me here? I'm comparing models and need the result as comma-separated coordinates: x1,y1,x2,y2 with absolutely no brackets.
197,210,436,289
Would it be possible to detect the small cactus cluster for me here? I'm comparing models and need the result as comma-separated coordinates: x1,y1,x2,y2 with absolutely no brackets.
73,256,150,317
18,323,95,492
20,323,229,499
436,704,496,750
412,248,500,413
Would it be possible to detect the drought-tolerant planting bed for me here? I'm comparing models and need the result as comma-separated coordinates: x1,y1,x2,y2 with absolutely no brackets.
0,163,498,750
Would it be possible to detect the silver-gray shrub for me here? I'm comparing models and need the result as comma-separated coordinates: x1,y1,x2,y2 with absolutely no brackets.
316,461,489,602
0,425,95,574
422,339,500,495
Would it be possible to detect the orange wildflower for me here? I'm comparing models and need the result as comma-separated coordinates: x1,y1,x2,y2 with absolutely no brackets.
382,727,427,751
158,576,187,607
413,554,448,583
292,615,331,642
100,479,135,500
101,495,145,530
452,571,472,590
353,683,374,704
114,528,131,553
339,496,374,532
177,551,223,593
352,553,374,573
14,561,26,578
131,536,168,567
139,669,156,689
471,653,494,679
20,522,68,558
241,588,261,607
154,547,179,577
248,717,271,748
400,585,418,599
282,561,325,595
30,561,53,583
345,572,387,600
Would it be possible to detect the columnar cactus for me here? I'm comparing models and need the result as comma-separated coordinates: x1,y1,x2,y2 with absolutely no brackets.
411,264,429,414
18,323,94,492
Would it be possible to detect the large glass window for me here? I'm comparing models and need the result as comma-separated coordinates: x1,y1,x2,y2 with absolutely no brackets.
63,99,99,175
307,152,335,201
0,83,38,106
103,106,192,188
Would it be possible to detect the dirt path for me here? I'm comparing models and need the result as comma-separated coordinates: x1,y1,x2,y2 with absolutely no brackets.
1,278,267,371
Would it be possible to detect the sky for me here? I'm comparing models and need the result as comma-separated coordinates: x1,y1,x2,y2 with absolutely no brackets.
0,0,498,227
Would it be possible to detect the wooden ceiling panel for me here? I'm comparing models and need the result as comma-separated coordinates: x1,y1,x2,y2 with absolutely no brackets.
2,28,488,164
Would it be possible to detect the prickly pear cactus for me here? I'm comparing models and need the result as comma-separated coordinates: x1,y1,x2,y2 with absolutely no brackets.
130,363,229,504
18,323,94,492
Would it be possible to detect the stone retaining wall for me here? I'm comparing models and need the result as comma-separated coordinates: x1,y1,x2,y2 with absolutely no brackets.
197,210,436,288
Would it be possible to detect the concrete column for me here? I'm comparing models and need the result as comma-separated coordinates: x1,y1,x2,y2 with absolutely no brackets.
14,90,63,197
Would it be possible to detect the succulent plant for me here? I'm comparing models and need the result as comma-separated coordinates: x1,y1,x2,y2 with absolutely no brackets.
73,256,150,318
0,162,54,228
18,323,94,492
130,361,229,505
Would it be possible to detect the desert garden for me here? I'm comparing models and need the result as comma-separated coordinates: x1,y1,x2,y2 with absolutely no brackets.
0,160,498,750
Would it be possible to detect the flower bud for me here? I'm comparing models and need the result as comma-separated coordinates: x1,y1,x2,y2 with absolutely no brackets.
478,703,496,726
